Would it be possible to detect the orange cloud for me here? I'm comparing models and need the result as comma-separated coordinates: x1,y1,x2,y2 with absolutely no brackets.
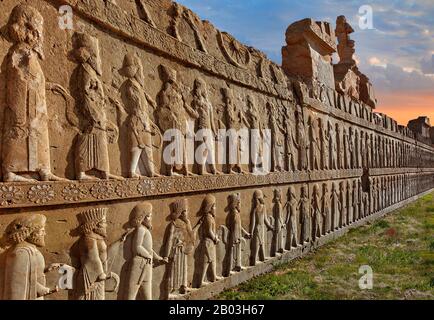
375,91,434,126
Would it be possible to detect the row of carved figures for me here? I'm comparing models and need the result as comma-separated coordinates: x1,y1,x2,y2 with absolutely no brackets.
1,173,433,300
2,5,434,183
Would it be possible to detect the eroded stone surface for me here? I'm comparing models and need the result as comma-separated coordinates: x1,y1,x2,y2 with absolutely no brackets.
0,0,433,300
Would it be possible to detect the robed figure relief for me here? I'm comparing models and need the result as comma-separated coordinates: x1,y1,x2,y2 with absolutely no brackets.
249,190,274,266
70,33,122,181
119,53,162,178
1,214,61,300
2,4,67,182
161,199,195,298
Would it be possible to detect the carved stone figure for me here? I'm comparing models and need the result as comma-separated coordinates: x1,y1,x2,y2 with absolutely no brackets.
71,33,122,181
268,102,285,172
161,199,195,297
311,184,322,241
194,195,221,287
123,203,167,300
1,214,59,299
271,189,285,255
352,180,359,222
329,122,337,170
347,180,354,223
223,88,248,174
339,182,347,226
157,66,199,176
343,127,351,169
320,121,329,170
284,106,298,172
336,124,343,169
2,5,67,182
358,180,364,220
296,106,309,171
309,117,321,171
119,53,161,178
249,190,274,265
193,78,220,175
73,208,116,300
321,184,331,234
349,127,356,169
298,185,311,244
247,96,265,174
284,186,299,248
331,182,341,230
224,193,250,274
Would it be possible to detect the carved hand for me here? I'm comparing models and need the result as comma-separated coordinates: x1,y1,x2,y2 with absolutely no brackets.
45,263,65,273
97,273,107,281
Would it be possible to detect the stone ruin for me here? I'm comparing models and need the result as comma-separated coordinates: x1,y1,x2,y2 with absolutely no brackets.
0,0,433,300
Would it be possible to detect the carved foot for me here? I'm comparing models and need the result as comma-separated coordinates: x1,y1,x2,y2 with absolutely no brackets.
151,173,163,178
234,266,246,272
40,171,69,182
78,173,100,181
3,173,37,183
170,172,183,177
179,286,191,295
128,173,143,179
104,173,125,180
213,276,224,282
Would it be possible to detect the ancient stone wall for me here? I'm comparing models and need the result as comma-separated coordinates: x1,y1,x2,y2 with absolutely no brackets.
0,0,433,300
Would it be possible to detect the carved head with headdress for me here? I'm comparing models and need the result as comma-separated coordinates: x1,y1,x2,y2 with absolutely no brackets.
8,4,44,59
253,190,265,205
119,53,144,84
227,193,241,212
193,77,207,99
129,202,153,229
273,189,282,202
161,65,177,84
287,186,297,201
5,214,47,247
198,195,216,217
169,199,189,223
72,32,103,76
76,208,107,238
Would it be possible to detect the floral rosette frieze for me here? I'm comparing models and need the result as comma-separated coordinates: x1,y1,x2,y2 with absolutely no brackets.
28,184,55,204
0,186,24,206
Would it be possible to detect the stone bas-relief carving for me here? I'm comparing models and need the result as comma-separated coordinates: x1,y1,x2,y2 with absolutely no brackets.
2,4,67,183
122,203,167,300
119,53,161,179
249,190,274,266
161,199,195,298
0,1,433,301
71,208,118,300
1,214,59,299
194,195,222,288
224,193,250,276
70,33,123,181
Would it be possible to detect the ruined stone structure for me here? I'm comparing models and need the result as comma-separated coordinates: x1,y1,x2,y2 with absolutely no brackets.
0,0,433,300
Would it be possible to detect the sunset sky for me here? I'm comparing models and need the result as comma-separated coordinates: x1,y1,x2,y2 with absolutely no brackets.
178,0,434,126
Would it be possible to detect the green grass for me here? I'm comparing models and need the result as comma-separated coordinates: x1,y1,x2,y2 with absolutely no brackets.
218,192,434,300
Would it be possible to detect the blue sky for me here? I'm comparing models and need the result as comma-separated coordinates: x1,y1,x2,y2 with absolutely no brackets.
177,0,434,125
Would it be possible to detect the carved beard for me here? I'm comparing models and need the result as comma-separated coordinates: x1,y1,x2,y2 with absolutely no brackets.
27,29,45,60
143,220,153,231
94,227,107,238
28,233,45,248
